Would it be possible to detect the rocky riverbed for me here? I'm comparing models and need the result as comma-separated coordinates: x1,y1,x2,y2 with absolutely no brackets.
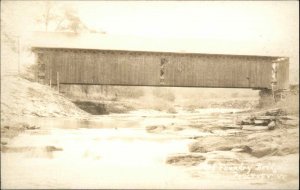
1,108,299,189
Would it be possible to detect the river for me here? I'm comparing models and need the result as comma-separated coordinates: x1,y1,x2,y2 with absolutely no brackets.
1,108,298,189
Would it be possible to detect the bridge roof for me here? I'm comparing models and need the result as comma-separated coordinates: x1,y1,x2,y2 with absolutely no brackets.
30,32,286,59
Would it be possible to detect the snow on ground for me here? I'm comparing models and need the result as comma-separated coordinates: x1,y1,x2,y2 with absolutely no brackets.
1,75,89,124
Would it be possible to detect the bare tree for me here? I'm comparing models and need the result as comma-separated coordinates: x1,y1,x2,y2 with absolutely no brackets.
57,5,88,33
36,1,58,31
36,2,105,34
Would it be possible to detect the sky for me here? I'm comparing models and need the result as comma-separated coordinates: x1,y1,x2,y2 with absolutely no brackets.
75,1,298,41
1,1,299,83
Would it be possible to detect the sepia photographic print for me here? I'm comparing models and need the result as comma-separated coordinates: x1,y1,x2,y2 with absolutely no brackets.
1,1,299,189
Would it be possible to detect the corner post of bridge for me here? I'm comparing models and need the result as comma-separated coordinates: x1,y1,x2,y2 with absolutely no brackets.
271,61,279,100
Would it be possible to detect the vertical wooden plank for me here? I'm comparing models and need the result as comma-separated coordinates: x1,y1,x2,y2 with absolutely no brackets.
102,51,107,84
108,51,114,84
51,50,56,85
198,55,203,87
130,52,134,85
68,50,71,83
83,50,87,83
98,51,102,84
257,60,263,88
114,51,118,84
60,50,64,83
72,50,76,84
92,51,96,84
44,50,49,84
194,55,199,87
78,50,83,84
124,51,128,85
79,50,83,84
69,50,73,84
276,59,289,90
134,53,138,85
218,55,224,87
72,50,75,83
60,51,64,83
249,58,255,88
81,51,86,84
65,50,69,84
97,51,102,84
119,51,124,85
117,52,121,85
108,51,113,84
57,71,59,91
132,53,136,85
87,51,92,84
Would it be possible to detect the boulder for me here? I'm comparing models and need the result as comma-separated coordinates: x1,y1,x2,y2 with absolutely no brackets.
254,119,270,126
231,145,252,153
250,147,278,158
265,108,287,116
267,121,276,130
145,125,166,133
166,154,206,166
189,143,208,153
25,125,40,130
242,125,269,131
45,146,63,152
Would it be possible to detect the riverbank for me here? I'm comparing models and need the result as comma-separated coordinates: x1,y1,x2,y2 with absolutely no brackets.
1,75,89,122
1,75,90,146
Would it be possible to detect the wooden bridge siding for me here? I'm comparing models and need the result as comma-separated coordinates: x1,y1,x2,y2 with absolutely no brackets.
277,59,289,90
164,54,273,88
38,48,279,89
43,51,50,83
139,53,161,85
80,51,161,86
260,60,272,88
234,57,272,88
164,54,226,87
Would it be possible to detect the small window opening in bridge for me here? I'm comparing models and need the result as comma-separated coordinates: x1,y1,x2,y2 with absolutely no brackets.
160,58,167,67
271,62,278,83
271,62,279,93
160,58,168,84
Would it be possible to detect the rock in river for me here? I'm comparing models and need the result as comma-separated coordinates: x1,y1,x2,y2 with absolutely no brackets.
267,121,276,130
166,154,206,166
146,125,166,133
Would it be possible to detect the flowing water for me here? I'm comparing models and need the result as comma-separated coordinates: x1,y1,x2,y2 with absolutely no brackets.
1,108,298,189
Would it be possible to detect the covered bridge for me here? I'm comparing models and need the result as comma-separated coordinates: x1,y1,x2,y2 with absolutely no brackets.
31,32,289,91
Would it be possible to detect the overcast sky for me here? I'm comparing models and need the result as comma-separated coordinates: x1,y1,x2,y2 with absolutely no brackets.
2,1,299,82
76,1,298,41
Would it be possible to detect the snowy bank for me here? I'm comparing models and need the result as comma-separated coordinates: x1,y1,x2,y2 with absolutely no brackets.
1,75,89,124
